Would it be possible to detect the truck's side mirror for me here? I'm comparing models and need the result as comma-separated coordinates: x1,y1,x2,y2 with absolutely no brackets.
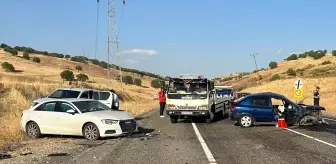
209,81,214,90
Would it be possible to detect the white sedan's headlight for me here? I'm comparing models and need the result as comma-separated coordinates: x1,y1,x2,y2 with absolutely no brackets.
101,119,118,125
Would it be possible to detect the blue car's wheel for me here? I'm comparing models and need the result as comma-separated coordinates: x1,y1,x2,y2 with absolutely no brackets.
239,115,253,128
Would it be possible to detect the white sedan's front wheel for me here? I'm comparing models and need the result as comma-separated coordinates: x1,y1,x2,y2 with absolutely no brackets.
26,122,42,138
83,123,100,140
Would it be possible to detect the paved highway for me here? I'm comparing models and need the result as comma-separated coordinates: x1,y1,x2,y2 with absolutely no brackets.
20,110,336,164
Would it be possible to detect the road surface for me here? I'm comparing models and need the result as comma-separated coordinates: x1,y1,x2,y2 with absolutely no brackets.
6,109,336,164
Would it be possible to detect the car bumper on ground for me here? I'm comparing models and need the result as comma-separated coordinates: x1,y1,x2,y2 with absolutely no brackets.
166,110,210,117
99,119,138,138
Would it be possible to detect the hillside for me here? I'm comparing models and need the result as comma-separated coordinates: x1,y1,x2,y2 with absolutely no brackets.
0,48,160,146
217,53,336,112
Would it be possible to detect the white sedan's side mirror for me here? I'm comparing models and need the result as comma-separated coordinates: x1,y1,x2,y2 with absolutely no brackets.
66,109,76,115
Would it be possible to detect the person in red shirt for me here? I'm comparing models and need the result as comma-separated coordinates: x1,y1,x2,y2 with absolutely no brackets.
158,87,166,117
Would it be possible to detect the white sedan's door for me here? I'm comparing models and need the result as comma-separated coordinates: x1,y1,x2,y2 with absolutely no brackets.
34,102,59,134
53,102,84,135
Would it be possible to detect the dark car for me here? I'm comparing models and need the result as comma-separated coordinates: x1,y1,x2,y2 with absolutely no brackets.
230,92,325,128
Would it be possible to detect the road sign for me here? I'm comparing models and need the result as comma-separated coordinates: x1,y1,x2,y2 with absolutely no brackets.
293,88,304,98
294,79,303,89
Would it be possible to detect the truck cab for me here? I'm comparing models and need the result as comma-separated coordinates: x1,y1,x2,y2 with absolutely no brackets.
165,74,229,123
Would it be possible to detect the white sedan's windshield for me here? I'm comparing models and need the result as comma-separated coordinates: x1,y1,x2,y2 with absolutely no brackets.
72,101,112,113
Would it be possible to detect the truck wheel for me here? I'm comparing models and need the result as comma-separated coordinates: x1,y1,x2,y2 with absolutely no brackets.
170,116,178,123
238,115,253,128
206,112,214,124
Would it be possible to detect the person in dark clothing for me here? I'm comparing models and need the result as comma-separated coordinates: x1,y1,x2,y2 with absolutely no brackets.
110,89,119,110
313,87,320,106
158,87,166,117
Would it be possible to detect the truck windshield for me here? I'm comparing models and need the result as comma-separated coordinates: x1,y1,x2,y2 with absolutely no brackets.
168,82,207,94
167,80,208,99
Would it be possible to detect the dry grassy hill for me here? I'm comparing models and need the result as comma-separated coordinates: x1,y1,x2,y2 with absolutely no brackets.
0,49,160,146
217,54,336,113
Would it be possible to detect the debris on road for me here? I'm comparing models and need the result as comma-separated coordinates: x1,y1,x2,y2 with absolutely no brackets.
20,152,33,156
0,153,12,159
47,153,69,157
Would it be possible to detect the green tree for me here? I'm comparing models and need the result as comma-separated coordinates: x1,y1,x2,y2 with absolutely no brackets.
269,61,278,69
134,78,142,86
1,62,15,72
298,53,307,58
23,52,30,60
123,75,134,85
332,50,336,57
151,79,161,89
0,43,9,48
75,65,82,72
286,54,298,61
64,54,71,60
286,68,296,76
76,73,89,82
60,70,75,81
32,57,40,63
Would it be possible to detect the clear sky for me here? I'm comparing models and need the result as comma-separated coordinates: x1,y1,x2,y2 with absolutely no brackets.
1,0,336,78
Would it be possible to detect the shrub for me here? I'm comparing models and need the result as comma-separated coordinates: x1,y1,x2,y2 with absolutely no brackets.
1,62,15,72
4,47,18,56
76,73,89,82
75,65,82,72
64,54,71,59
151,79,161,89
298,53,308,58
0,43,9,48
32,57,40,63
269,61,278,69
122,75,133,85
60,70,75,81
332,50,336,57
286,54,298,61
134,78,142,86
270,74,280,81
322,61,332,65
286,68,296,76
23,52,30,60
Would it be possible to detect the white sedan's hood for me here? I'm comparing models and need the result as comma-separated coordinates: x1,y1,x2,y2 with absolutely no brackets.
83,110,134,120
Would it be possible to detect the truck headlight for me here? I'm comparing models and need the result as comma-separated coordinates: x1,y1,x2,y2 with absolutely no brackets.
101,119,118,125
198,105,208,110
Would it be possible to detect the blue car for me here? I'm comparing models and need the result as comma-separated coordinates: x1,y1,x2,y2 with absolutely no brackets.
230,92,325,128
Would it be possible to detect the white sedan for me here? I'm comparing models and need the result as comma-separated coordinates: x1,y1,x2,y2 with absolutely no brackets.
21,98,139,140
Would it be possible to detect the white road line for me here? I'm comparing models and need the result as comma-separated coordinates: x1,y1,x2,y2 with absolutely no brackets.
323,117,336,122
285,128,336,148
191,122,217,164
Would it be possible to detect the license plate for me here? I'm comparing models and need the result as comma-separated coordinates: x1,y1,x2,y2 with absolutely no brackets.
181,111,193,115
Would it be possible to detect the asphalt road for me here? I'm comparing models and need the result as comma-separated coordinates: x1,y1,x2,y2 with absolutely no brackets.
30,110,336,164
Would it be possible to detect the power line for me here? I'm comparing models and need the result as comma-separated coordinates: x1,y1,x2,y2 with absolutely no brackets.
250,53,258,70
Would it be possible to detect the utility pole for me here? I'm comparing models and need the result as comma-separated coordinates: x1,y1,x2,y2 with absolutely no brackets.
107,0,124,91
250,53,258,70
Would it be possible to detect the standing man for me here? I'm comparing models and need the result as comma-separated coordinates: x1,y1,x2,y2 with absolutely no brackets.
110,89,119,110
158,87,166,118
313,87,320,106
